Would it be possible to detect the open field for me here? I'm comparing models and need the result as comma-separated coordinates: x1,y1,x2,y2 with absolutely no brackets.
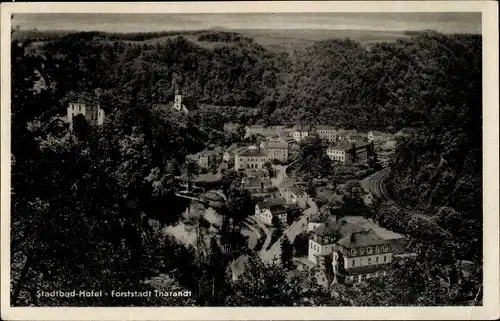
15,28,413,53
234,28,412,52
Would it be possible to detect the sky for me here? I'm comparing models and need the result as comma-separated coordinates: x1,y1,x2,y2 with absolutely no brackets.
13,12,481,34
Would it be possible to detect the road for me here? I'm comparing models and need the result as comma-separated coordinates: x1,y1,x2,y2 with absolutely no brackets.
241,227,258,250
363,168,452,236
247,216,273,255
260,160,317,263
260,197,318,263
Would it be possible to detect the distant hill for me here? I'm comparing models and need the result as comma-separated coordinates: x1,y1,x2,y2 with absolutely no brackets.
15,29,481,132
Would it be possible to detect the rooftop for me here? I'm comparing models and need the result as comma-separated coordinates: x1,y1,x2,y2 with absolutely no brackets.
311,218,362,238
257,197,287,208
226,143,239,153
316,125,336,130
237,147,268,157
289,186,306,196
230,254,250,280
335,129,350,136
369,130,389,137
257,198,294,215
267,141,288,149
242,177,271,188
337,230,388,249
294,124,312,132
342,216,405,240
328,142,371,151
347,130,367,136
278,180,295,190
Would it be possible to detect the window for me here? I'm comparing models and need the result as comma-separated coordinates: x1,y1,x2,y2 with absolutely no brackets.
376,256,379,263
352,260,356,267
375,246,380,253
384,255,387,262
367,247,373,254
359,248,364,255
368,258,372,264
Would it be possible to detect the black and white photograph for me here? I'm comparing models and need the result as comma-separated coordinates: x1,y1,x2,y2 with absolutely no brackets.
1,1,498,320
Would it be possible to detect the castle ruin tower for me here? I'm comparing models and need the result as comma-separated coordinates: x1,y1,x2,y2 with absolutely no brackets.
173,89,183,111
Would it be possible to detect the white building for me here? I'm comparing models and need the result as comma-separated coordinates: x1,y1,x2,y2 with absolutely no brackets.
234,146,268,171
308,217,363,265
280,185,308,209
326,142,372,165
263,137,289,162
332,230,394,283
255,198,292,226
315,125,338,143
172,89,189,114
367,130,390,142
292,125,311,142
67,101,105,131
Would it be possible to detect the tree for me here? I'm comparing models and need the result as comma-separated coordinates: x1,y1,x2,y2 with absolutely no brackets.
263,161,274,178
225,254,335,306
338,180,367,217
280,236,294,269
72,114,90,140
293,232,310,257
296,133,332,178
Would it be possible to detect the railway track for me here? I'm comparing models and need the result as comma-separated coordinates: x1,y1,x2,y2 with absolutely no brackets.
366,169,453,237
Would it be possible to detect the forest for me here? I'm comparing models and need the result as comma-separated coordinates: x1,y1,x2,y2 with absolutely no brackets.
10,28,482,306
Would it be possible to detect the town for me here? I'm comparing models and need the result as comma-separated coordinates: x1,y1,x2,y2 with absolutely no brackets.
58,89,420,291
9,13,483,309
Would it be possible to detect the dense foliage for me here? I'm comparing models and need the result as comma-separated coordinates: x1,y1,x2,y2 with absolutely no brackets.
10,27,482,307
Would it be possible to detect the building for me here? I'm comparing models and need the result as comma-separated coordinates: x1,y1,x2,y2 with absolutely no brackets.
315,125,338,143
332,229,394,283
198,152,211,169
263,137,289,162
224,145,247,163
341,216,405,254
308,217,363,264
67,101,105,131
172,89,189,114
292,125,311,142
234,146,268,171
326,142,372,165
280,185,308,209
255,198,293,226
346,130,367,142
335,129,350,142
368,131,390,142
245,125,283,138
241,177,272,195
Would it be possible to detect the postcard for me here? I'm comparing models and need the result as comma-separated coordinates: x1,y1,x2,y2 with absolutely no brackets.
1,1,498,320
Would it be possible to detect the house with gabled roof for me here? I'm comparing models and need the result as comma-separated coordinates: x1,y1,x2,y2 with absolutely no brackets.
332,229,394,283
368,130,390,142
308,216,364,265
255,197,297,226
346,130,367,142
234,146,268,171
